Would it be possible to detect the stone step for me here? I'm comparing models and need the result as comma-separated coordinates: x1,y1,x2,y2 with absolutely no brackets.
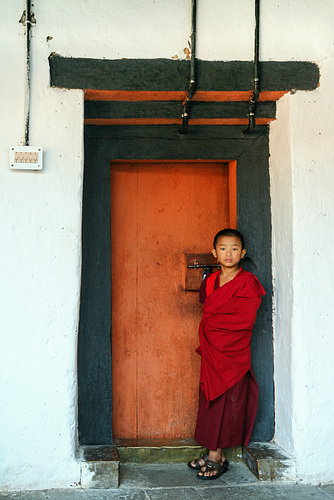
243,442,297,481
114,438,242,464
78,445,120,489
78,441,296,489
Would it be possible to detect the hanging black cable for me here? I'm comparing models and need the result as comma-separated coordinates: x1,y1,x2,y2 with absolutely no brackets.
179,0,197,134
243,0,260,135
25,0,32,145
19,0,36,146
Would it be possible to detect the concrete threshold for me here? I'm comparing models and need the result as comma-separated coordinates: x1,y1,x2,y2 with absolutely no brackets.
78,440,295,489
114,438,242,464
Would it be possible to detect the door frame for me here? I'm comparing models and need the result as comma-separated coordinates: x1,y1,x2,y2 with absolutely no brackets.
78,124,274,445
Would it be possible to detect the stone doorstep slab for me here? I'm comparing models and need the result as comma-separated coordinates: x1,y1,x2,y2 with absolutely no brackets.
77,442,242,489
243,442,297,482
114,439,242,464
78,445,120,489
78,441,296,488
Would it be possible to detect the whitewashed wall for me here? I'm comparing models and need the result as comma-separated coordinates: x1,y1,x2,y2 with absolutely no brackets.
0,0,333,489
269,1,334,483
0,0,84,490
269,94,294,455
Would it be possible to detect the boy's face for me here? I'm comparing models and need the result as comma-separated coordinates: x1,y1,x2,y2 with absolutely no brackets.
212,236,246,268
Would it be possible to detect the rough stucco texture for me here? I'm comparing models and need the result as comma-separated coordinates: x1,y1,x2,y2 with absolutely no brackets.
269,94,294,455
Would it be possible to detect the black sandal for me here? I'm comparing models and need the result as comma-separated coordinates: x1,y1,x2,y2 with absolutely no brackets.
187,454,209,470
197,459,229,480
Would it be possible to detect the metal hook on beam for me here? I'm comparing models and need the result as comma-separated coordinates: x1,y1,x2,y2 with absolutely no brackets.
243,0,260,135
179,0,197,134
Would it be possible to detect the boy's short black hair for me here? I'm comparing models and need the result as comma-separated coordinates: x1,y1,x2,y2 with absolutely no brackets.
213,228,245,249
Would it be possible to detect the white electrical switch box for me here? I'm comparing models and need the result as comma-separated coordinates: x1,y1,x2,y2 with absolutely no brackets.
10,146,43,170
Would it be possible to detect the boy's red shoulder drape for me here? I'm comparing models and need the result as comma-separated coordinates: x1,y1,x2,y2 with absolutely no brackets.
196,269,265,404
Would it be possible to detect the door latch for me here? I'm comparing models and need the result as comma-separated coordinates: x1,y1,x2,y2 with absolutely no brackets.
185,254,220,291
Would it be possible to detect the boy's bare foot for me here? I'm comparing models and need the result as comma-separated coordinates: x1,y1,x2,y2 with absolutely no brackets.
188,454,208,470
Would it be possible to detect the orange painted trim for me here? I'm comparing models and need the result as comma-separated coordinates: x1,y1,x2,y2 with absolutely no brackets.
228,161,237,229
85,117,274,126
84,89,288,102
85,90,186,101
196,91,287,102
258,91,287,102
110,159,230,163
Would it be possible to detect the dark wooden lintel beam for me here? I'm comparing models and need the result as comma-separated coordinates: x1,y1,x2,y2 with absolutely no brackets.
50,55,319,93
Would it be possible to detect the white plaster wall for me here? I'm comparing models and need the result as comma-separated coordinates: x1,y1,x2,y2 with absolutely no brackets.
269,94,294,455
268,3,334,480
39,0,254,61
288,57,334,482
261,0,334,61
0,0,83,490
1,0,334,489
270,91,333,481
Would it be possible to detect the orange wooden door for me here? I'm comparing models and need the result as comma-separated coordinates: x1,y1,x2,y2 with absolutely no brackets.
111,160,234,439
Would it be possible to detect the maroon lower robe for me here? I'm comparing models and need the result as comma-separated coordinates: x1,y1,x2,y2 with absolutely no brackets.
194,268,265,450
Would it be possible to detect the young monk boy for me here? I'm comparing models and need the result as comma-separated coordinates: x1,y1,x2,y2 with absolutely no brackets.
188,229,265,480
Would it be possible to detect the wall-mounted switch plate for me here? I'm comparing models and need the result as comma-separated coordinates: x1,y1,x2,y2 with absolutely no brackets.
10,146,43,170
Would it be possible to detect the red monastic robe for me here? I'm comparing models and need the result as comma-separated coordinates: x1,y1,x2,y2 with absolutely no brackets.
196,268,265,404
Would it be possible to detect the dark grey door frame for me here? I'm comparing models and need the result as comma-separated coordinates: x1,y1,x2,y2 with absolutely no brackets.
78,124,274,445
